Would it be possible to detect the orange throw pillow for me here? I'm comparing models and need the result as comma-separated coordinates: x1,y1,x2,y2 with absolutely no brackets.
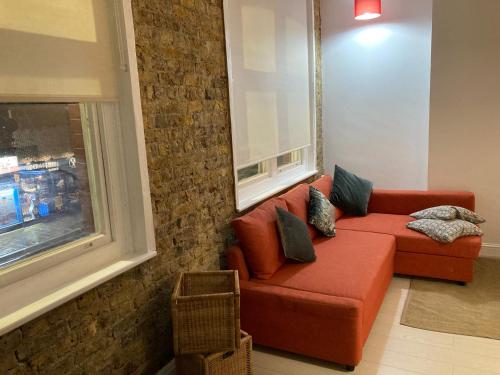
231,198,288,279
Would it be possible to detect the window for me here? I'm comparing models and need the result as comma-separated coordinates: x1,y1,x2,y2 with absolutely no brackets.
0,2,156,336
278,149,303,170
0,103,113,270
224,0,317,210
237,162,267,183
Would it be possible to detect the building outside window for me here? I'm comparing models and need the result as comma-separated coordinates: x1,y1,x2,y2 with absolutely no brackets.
0,103,102,269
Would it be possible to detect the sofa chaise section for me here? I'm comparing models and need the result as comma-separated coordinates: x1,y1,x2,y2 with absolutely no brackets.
228,229,396,367
337,189,481,282
227,175,482,368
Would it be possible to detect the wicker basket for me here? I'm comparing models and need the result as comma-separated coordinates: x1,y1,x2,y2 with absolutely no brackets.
176,331,252,375
172,270,241,355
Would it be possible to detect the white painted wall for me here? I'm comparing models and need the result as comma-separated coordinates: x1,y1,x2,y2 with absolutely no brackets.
321,0,433,189
428,0,500,245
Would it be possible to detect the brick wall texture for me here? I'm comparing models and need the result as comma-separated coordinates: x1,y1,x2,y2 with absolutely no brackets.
0,1,323,374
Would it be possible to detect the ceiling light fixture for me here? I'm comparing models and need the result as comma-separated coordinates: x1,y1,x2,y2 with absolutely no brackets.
355,0,382,20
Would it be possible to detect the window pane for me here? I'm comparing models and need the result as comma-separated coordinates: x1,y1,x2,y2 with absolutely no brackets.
0,103,99,268
237,162,267,182
277,149,302,168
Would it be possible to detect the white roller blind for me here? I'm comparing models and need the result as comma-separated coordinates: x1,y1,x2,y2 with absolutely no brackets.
0,0,120,101
225,0,312,168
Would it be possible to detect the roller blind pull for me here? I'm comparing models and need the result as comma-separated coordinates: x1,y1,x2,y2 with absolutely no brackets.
225,0,313,169
0,0,120,102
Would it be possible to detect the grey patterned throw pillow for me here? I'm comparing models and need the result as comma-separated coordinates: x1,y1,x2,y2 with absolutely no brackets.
308,186,336,237
410,205,457,220
407,219,483,243
454,207,486,224
410,205,486,224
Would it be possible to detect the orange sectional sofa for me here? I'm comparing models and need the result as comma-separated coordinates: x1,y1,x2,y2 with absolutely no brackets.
228,175,481,370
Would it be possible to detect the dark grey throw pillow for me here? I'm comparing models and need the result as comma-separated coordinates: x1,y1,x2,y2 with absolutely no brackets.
308,186,336,237
276,207,316,263
330,165,373,216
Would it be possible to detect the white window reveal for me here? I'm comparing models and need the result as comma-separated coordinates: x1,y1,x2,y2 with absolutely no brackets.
0,1,156,335
224,0,317,211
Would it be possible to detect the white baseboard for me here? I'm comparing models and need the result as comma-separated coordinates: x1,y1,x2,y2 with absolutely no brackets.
156,358,175,375
480,243,500,258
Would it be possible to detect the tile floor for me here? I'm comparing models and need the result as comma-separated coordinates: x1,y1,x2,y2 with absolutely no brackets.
252,276,500,375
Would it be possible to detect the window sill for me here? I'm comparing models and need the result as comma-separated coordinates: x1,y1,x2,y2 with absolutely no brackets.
0,250,156,336
237,169,318,211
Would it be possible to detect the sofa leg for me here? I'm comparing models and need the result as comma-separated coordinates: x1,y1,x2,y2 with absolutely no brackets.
345,365,355,372
457,281,467,286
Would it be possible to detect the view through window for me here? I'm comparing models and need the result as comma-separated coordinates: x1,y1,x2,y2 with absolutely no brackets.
0,103,98,268
237,149,304,184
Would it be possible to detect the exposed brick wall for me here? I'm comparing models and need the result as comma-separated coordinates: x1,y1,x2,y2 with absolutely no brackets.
314,0,324,174
0,1,323,374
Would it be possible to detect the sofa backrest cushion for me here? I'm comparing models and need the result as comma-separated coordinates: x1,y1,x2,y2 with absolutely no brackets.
227,245,250,281
368,190,475,215
231,198,288,279
279,184,318,239
310,175,344,220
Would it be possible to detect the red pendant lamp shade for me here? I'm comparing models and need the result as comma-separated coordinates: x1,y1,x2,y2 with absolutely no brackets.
355,0,382,20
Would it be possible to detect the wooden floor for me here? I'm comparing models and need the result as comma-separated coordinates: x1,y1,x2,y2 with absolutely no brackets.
253,276,500,375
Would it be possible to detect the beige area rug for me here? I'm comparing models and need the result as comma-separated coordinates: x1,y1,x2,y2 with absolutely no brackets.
401,257,500,340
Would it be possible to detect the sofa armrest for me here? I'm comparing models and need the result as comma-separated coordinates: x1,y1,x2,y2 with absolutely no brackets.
240,280,362,320
368,189,475,215
239,280,364,365
227,244,250,281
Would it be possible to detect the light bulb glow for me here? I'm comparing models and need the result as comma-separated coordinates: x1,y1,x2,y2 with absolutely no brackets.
354,26,392,46
355,12,381,21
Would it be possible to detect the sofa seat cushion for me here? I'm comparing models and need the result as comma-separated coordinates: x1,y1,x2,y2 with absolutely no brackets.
256,229,396,301
336,213,481,259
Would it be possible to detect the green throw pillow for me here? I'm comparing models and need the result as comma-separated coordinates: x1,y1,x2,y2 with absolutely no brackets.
331,165,373,216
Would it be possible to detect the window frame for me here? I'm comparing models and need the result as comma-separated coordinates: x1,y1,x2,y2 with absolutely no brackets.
0,103,113,277
0,0,157,336
236,146,316,210
237,161,269,187
277,149,304,172
224,0,318,211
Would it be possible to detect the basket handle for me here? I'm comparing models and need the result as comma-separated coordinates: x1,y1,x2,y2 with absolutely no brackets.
234,270,240,295
171,273,183,304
